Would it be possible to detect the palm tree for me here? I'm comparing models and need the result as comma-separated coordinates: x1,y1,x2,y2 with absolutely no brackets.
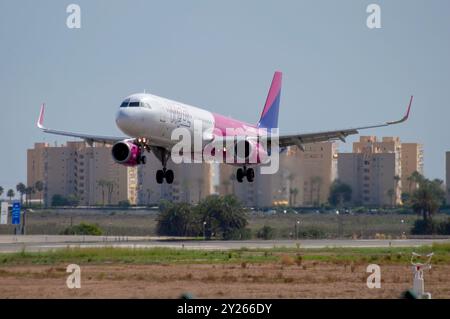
222,180,230,195
229,174,236,195
310,176,322,206
289,188,294,206
197,178,204,202
25,186,35,206
408,171,424,193
97,180,107,205
34,181,44,206
146,188,153,206
387,189,395,207
7,189,14,201
291,188,299,206
16,183,26,205
410,178,445,222
106,181,116,205
393,175,401,196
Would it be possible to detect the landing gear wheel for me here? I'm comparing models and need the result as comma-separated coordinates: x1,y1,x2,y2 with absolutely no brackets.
156,170,164,184
165,169,174,184
246,168,255,182
236,168,244,183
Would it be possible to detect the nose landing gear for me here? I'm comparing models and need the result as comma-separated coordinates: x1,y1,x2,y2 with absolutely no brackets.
236,166,255,183
153,147,174,184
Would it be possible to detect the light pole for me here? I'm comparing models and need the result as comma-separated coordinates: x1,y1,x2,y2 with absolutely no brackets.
401,219,405,238
336,210,343,238
295,220,300,240
203,221,207,240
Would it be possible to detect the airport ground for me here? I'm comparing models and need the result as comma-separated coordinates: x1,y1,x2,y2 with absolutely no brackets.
2,208,449,239
0,243,449,298
1,209,449,298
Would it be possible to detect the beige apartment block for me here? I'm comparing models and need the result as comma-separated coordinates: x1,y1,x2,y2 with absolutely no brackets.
217,142,337,207
27,142,136,206
446,152,450,204
285,143,338,206
218,162,288,207
136,153,212,205
338,136,402,206
401,143,424,193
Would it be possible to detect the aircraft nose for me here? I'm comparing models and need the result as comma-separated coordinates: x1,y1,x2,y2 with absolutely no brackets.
115,109,132,130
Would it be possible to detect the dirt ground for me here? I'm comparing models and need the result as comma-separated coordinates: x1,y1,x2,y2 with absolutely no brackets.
1,262,449,298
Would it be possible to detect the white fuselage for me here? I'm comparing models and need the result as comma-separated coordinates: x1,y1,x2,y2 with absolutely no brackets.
115,93,215,149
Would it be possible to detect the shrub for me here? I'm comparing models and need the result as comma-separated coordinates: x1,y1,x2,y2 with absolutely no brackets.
257,226,275,240
118,200,131,208
280,255,295,266
61,223,103,236
411,218,450,235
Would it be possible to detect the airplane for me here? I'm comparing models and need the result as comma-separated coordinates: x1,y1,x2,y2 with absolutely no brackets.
37,71,413,184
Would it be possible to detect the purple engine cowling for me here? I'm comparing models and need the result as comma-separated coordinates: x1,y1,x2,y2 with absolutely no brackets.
111,141,141,166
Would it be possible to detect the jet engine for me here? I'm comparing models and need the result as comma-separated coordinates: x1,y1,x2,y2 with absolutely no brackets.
111,140,143,166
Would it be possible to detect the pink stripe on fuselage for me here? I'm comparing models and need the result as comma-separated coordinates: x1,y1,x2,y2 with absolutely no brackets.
212,113,260,137
261,71,282,118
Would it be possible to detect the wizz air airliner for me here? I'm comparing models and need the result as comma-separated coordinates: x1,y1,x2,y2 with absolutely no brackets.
37,71,412,184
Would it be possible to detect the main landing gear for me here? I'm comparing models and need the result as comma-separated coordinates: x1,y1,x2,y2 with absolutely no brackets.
156,168,174,184
153,147,174,184
236,166,255,183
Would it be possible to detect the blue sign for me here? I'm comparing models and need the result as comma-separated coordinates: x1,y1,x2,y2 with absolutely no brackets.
12,201,20,225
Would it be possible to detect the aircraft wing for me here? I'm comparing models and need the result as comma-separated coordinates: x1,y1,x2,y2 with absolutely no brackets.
37,104,127,145
275,96,413,149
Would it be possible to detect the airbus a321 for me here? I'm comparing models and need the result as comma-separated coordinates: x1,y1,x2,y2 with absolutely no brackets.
37,71,412,184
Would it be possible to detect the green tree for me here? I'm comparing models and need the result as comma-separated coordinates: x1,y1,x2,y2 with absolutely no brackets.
328,180,352,207
16,183,26,205
156,202,199,236
410,178,445,222
7,189,15,201
196,195,248,239
0,186,3,198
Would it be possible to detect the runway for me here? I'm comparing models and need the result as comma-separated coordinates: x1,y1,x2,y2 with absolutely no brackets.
0,235,448,253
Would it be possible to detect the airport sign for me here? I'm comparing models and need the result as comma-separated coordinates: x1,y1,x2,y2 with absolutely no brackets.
12,201,20,225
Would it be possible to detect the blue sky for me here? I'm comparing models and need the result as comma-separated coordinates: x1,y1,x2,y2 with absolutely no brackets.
1,0,449,193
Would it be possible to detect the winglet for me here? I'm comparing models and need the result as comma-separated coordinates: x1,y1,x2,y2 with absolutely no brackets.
37,103,45,129
387,95,413,125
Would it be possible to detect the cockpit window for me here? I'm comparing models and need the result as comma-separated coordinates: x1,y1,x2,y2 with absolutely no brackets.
129,101,140,107
120,99,130,107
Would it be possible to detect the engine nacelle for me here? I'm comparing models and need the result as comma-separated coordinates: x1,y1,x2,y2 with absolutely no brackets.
234,139,268,164
111,141,142,166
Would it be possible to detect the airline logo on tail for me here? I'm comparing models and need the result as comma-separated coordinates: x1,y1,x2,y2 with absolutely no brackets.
258,71,282,129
